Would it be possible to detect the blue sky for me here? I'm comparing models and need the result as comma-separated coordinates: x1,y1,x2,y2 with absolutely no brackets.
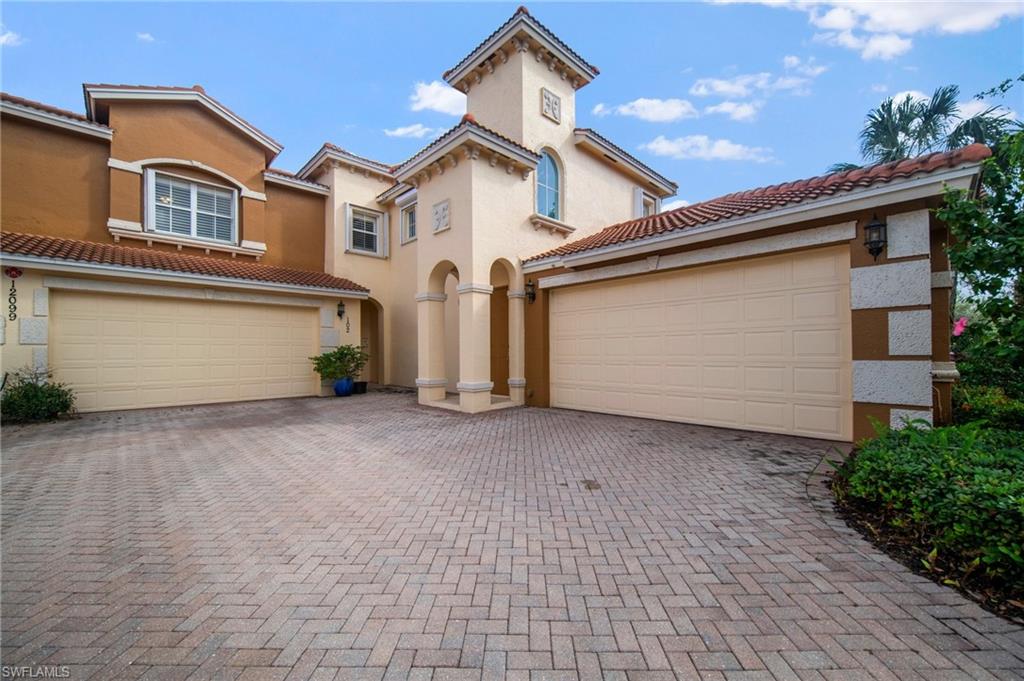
2,2,1021,206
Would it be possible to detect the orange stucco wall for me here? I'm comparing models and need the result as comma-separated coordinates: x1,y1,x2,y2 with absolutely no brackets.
263,183,326,272
0,116,110,241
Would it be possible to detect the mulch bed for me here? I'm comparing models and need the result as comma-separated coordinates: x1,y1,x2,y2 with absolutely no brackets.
830,476,1024,624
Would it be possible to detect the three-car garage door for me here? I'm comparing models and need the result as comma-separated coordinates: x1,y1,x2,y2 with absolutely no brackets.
549,246,852,440
51,291,320,412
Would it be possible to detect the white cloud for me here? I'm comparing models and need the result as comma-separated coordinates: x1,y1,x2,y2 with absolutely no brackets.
705,101,762,122
592,103,610,116
641,135,773,163
861,33,913,60
662,198,692,211
690,72,814,98
136,32,155,43
959,99,1018,121
721,1,1023,60
871,83,889,93
782,55,827,77
814,30,912,60
614,98,699,122
0,25,24,47
891,89,928,104
384,123,440,139
409,80,466,116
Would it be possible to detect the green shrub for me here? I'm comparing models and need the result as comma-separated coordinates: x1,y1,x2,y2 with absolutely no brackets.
835,422,1024,598
309,345,369,381
954,384,1024,430
1,368,76,424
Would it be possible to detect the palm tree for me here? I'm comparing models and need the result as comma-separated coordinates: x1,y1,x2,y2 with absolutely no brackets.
828,84,1017,172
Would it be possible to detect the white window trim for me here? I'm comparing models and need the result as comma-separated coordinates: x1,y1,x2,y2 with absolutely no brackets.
536,148,563,222
400,202,418,245
633,187,660,218
344,203,389,258
145,169,239,246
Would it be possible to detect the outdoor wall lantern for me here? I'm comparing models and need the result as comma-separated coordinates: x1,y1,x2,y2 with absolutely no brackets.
864,214,887,261
337,301,346,319
525,279,536,304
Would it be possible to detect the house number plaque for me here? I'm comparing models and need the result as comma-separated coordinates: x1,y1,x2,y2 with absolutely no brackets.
4,267,22,321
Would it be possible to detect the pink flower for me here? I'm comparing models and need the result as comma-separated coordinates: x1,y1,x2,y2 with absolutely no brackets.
953,317,968,337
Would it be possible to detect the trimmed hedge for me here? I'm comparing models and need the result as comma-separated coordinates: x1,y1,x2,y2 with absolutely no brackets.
834,422,1023,604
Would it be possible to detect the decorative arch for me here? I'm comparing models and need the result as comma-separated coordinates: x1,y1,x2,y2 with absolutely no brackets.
535,148,562,220
110,157,265,200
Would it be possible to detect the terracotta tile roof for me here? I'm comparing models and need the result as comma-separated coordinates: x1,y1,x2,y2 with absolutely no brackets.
575,127,676,192
1,231,368,293
395,114,540,176
526,144,992,263
1,91,104,126
82,83,284,152
444,6,599,81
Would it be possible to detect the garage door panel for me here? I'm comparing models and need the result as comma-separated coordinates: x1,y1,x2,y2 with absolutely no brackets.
550,246,852,441
51,291,319,412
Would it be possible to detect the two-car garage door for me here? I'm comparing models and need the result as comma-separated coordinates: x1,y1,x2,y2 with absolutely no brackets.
51,291,320,412
549,246,852,441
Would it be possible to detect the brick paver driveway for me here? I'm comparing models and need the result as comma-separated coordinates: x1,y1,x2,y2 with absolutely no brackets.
3,393,1022,681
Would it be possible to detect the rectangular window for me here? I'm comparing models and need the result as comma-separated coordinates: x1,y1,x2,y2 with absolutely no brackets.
643,194,658,217
350,209,379,253
147,171,236,243
401,204,417,243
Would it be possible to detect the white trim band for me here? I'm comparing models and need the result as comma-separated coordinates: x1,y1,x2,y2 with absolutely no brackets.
42,275,328,308
507,378,527,387
1,101,113,140
0,253,369,299
415,378,448,387
932,361,960,383
457,381,494,393
415,292,448,302
507,290,527,299
107,158,267,200
539,222,855,290
263,172,330,196
456,283,494,295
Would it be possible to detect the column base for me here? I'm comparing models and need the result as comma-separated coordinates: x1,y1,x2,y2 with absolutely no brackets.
416,378,447,405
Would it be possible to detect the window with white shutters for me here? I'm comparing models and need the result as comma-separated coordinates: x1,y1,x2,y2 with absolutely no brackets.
351,210,378,253
147,171,237,244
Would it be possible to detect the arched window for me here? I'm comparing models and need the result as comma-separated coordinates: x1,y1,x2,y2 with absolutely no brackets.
536,150,560,220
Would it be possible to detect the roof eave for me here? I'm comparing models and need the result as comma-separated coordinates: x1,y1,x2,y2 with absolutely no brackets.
1,100,113,141
444,16,597,91
394,125,540,182
0,252,370,299
296,145,395,182
83,86,284,161
574,129,676,196
523,161,984,272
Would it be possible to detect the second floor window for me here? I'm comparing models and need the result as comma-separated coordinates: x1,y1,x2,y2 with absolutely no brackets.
351,209,379,253
536,150,560,220
401,204,417,243
147,171,236,243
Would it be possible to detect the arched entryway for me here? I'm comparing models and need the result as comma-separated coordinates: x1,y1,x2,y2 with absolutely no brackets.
489,260,513,397
359,297,384,384
416,260,460,404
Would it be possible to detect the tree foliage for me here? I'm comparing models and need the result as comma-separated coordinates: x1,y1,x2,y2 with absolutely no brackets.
936,131,1024,396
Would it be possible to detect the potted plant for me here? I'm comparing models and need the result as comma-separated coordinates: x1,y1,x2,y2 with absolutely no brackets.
310,345,368,397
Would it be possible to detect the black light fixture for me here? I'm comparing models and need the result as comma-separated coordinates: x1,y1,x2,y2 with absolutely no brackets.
525,279,536,304
337,301,346,319
864,214,887,261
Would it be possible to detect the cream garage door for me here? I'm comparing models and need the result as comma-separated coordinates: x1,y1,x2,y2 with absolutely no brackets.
550,246,852,441
51,291,319,412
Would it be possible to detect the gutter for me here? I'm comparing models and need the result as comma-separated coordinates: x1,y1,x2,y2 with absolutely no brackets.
0,253,370,300
523,162,982,273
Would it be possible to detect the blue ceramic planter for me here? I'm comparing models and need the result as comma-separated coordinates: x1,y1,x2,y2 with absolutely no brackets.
333,377,354,396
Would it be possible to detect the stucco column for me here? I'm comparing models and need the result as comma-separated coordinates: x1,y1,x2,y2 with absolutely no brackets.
415,293,447,403
457,283,493,413
507,289,527,404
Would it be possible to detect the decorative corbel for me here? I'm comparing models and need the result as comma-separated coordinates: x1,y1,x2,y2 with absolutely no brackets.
434,160,445,176
560,69,568,80
521,169,530,181
505,162,514,175
535,48,544,63
473,71,483,85
457,81,470,94
484,59,495,74
498,48,508,64
489,153,499,168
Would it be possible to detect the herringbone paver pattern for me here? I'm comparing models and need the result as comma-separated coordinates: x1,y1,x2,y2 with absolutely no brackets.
2,393,1022,681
